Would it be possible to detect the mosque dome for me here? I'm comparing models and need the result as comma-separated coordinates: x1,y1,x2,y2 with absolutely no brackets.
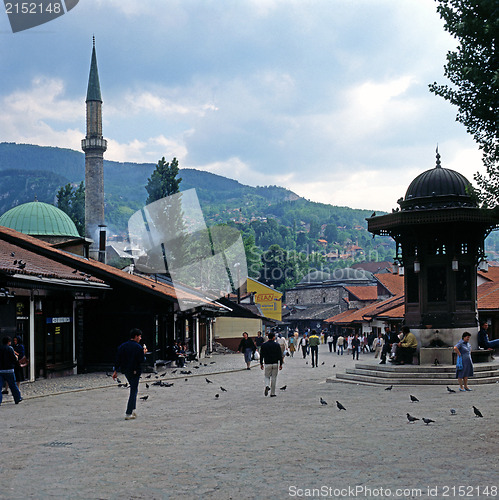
0,201,80,237
399,150,476,211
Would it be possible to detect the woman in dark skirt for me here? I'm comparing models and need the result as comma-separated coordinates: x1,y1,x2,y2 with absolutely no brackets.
454,332,473,392
237,332,256,370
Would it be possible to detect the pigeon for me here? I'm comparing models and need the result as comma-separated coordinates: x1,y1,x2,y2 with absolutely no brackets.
220,386,227,392
446,386,456,393
10,252,15,257
145,374,152,379
163,382,174,387
145,383,149,389
450,409,457,415
406,413,419,423
106,372,113,377
139,395,149,401
410,395,419,403
336,401,346,411
320,397,328,406
280,385,287,391
117,383,125,387
333,364,336,368
210,361,216,364
306,361,308,364
422,418,435,425
385,385,393,391
171,370,177,374
193,366,200,369
160,372,166,377
204,363,208,366
215,394,219,399
184,378,188,381
473,406,483,418
116,378,122,384
321,362,325,365
205,378,213,384
434,358,440,366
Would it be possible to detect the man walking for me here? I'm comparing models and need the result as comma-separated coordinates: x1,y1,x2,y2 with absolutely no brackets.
308,329,320,367
260,332,283,397
112,328,146,420
0,336,22,405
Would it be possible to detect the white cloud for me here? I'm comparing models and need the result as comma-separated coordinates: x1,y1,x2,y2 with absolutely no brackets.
106,135,188,164
0,77,83,150
109,90,217,118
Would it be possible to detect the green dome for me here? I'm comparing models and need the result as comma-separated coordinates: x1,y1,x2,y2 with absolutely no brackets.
0,201,80,237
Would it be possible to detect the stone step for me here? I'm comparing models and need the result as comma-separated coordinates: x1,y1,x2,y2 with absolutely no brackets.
353,362,498,374
332,372,499,386
329,360,499,386
344,367,499,380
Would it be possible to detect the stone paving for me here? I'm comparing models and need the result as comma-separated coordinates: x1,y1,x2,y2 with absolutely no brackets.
1,344,498,500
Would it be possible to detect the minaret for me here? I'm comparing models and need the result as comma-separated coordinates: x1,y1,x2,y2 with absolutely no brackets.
82,37,107,260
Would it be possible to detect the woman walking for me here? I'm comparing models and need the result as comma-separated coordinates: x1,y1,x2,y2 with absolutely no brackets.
238,332,256,370
454,332,474,391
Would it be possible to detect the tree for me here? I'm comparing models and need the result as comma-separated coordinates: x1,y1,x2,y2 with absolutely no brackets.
57,181,85,236
141,157,185,276
308,216,320,239
324,223,338,243
429,0,499,205
243,233,261,278
145,157,182,204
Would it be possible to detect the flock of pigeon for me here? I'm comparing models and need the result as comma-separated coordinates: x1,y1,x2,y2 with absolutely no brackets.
108,362,486,421
107,361,221,399
319,386,485,423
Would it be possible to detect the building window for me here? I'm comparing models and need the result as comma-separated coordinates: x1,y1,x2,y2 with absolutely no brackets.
456,265,471,301
428,265,447,302
296,298,299,304
406,269,419,303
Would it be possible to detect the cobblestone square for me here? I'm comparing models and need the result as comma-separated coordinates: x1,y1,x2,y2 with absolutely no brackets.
1,345,498,500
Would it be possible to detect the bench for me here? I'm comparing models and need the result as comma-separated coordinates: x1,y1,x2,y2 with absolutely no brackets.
452,350,493,364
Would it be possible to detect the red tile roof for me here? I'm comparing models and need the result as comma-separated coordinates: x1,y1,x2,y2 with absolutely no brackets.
478,265,499,283
477,280,499,310
0,239,104,285
374,271,404,295
345,285,378,301
326,294,405,324
0,225,221,308
324,308,358,324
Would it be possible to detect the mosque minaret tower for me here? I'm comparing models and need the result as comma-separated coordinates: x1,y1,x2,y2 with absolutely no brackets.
82,37,107,260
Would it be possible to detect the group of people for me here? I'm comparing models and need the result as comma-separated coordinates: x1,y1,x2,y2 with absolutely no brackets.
110,320,498,419
173,341,187,367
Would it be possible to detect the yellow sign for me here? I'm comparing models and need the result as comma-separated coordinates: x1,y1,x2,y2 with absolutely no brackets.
247,278,282,322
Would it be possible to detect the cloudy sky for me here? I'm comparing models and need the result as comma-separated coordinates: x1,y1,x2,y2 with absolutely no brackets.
0,0,484,212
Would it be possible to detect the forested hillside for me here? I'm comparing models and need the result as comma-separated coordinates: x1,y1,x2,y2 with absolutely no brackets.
0,142,396,289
